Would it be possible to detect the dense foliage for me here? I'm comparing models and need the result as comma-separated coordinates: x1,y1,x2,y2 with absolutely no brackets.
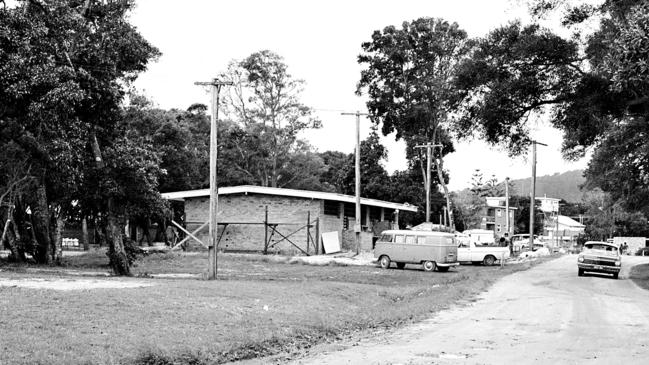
0,0,162,273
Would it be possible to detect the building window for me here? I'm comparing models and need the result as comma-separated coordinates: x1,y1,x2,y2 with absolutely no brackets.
323,200,339,216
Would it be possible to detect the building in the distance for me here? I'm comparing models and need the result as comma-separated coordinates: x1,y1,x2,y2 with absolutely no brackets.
161,185,417,254
480,197,516,237
544,215,586,244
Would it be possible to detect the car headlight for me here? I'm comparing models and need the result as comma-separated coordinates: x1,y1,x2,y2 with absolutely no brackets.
578,256,584,262
615,260,621,266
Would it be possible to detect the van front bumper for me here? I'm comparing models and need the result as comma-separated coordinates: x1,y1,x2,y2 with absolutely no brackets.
437,262,460,268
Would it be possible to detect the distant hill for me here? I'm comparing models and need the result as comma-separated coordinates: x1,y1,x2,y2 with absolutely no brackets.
508,170,586,202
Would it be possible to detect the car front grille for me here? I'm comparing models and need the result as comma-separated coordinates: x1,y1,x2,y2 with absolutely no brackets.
582,258,617,266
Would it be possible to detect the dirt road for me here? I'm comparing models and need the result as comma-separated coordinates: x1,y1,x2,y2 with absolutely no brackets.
292,255,649,365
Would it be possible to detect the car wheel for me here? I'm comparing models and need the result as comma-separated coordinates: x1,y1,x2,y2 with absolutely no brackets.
379,255,391,269
422,261,436,272
613,272,619,280
483,255,496,266
578,268,584,277
396,262,406,270
437,266,449,272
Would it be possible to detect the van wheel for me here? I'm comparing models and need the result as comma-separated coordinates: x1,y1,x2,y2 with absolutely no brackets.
422,261,436,272
483,255,496,266
396,262,406,269
578,268,584,277
437,266,449,272
613,272,619,280
379,255,391,269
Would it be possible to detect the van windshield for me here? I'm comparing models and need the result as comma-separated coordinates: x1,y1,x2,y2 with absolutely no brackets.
380,234,393,243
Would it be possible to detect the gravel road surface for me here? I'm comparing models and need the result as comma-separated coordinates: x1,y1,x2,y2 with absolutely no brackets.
291,255,649,365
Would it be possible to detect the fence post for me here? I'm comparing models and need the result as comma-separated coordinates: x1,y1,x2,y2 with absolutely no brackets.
306,211,311,255
315,217,320,255
264,206,268,254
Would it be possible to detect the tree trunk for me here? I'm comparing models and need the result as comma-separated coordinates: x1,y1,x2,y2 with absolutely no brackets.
91,132,130,275
106,209,130,276
10,203,27,262
143,218,152,246
31,184,52,264
82,217,89,251
51,215,64,264
1,207,10,248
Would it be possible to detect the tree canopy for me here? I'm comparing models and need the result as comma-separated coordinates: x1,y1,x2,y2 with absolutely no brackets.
0,0,162,273
358,17,470,228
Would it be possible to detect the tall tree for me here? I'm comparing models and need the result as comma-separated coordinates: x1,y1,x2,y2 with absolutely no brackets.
357,17,471,229
220,50,322,188
0,0,161,273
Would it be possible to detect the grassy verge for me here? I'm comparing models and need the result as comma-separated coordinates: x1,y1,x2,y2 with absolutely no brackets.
0,251,555,365
629,263,649,290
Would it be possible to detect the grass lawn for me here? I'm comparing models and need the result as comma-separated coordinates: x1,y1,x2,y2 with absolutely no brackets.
0,250,553,365
630,263,649,290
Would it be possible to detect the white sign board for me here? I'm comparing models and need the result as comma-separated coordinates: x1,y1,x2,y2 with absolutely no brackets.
321,231,341,254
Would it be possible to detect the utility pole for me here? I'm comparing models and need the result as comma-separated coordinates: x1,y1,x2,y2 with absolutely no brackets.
341,111,368,254
529,140,547,251
195,78,232,280
414,143,443,223
555,204,561,249
505,177,510,235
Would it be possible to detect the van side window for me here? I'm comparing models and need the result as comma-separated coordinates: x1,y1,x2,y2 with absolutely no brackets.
380,234,393,243
395,235,405,243
405,235,417,244
417,236,427,245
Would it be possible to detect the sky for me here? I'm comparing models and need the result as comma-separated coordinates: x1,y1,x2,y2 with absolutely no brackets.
128,0,589,191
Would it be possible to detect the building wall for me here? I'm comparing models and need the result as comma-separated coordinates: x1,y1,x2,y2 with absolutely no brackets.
184,194,322,253
480,207,515,236
182,194,396,254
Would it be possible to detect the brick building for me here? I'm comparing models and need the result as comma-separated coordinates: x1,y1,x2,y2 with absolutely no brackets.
161,185,417,253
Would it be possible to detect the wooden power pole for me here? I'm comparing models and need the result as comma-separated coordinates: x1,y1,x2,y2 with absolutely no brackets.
341,111,368,254
415,143,443,223
529,140,547,251
195,78,232,280
505,177,510,235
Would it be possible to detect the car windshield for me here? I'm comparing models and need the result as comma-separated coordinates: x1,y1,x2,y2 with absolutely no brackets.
585,244,617,252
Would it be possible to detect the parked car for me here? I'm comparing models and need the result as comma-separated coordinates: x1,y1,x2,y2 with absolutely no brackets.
636,247,649,256
520,241,546,252
511,234,542,252
374,230,459,272
577,241,621,279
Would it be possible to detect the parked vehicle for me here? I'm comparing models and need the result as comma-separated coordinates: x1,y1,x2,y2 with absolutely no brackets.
512,234,544,252
463,229,496,246
457,239,510,266
636,247,649,256
577,241,621,279
374,230,459,272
